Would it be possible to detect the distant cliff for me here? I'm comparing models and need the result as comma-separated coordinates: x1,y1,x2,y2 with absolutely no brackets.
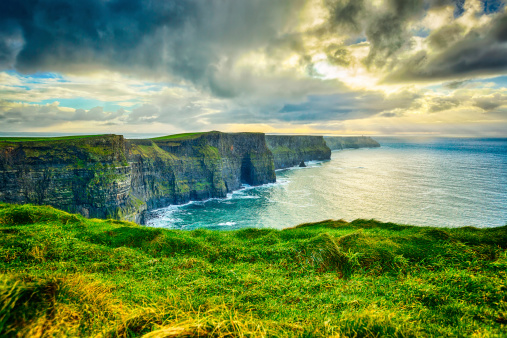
0,132,275,223
324,136,380,150
265,135,331,169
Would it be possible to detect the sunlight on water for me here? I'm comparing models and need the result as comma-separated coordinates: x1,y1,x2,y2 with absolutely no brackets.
146,138,507,230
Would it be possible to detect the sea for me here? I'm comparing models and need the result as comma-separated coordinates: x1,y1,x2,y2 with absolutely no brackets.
146,137,507,230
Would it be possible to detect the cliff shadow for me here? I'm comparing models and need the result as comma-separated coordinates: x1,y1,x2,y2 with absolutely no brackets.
240,155,254,185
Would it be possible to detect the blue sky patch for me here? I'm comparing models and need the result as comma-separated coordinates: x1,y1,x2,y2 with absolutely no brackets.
6,70,68,84
453,0,465,18
412,28,430,38
481,75,507,87
38,98,125,112
482,0,505,13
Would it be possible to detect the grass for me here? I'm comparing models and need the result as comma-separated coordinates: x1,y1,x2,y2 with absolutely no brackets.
0,134,128,167
0,203,505,337
129,142,180,161
0,135,108,143
151,133,206,141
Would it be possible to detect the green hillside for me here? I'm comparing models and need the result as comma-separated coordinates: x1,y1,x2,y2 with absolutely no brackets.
0,203,505,337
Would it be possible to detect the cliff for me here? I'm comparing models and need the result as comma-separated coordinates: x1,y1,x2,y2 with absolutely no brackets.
0,134,134,220
126,132,275,222
324,136,380,150
0,132,379,223
265,135,331,169
0,132,275,223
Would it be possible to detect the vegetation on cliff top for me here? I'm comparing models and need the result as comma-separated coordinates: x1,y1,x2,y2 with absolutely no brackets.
0,134,128,170
0,134,108,144
151,132,206,141
0,203,505,337
129,141,179,161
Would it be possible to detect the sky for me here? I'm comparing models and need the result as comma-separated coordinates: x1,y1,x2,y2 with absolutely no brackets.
1,0,507,136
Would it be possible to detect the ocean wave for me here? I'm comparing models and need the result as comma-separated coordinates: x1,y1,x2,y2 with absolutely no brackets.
275,161,323,172
146,178,290,226
233,195,260,199
217,221,237,226
146,213,182,227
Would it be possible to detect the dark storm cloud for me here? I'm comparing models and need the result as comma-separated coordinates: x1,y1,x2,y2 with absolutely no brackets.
364,0,482,68
386,11,507,82
319,0,507,85
2,0,506,96
0,21,23,69
363,0,427,67
0,0,196,71
320,0,464,69
0,0,305,97
325,0,367,34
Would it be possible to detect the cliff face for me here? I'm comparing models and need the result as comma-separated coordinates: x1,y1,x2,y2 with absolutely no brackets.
0,132,379,224
0,132,275,223
0,135,135,220
324,136,380,150
127,132,275,222
265,135,331,169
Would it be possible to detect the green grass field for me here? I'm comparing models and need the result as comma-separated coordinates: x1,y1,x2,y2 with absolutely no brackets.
0,203,505,337
0,135,108,143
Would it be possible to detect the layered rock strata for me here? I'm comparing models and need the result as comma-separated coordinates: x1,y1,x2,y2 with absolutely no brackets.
0,135,133,219
127,132,275,222
265,135,331,169
0,132,275,223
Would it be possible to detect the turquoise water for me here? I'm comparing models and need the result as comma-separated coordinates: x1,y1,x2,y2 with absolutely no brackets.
146,138,507,230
